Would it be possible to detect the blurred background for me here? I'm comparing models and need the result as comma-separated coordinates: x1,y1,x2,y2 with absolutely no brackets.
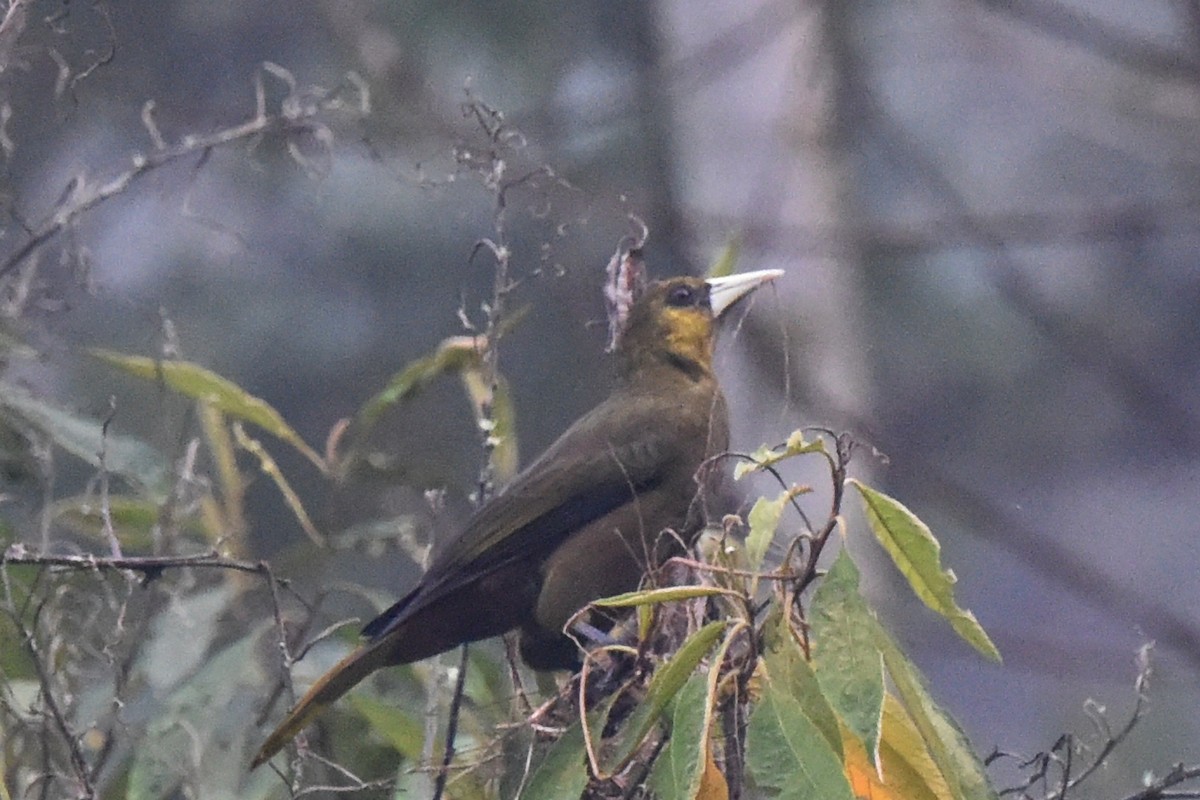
1,0,1197,792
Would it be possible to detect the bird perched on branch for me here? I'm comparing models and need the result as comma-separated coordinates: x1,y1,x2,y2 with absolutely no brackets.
252,265,781,768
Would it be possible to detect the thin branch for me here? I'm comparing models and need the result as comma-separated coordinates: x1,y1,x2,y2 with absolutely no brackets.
1122,765,1200,800
0,65,367,281
432,644,471,800
1,597,95,798
1,547,278,577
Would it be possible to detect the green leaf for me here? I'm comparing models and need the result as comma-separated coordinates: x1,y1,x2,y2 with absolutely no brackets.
735,429,827,480
346,694,424,760
458,356,520,483
761,622,843,759
810,550,884,771
850,480,1000,662
0,381,171,493
877,694,956,800
649,673,709,799
601,620,727,773
520,720,590,800
345,332,522,482
233,422,324,546
591,585,736,608
353,338,482,434
870,619,999,800
746,675,855,800
745,487,803,570
91,349,325,471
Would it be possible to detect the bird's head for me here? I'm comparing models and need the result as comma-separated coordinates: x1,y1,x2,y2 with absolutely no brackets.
618,269,782,381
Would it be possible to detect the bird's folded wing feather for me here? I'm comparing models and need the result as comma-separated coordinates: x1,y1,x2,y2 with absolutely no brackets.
362,393,688,640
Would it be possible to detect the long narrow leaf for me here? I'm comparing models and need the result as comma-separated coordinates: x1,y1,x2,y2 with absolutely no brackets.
870,617,999,800
599,620,727,776
649,673,709,799
0,381,170,493
851,480,1000,662
92,350,325,471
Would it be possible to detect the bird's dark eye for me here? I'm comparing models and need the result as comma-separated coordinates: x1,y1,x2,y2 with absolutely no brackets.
666,285,697,307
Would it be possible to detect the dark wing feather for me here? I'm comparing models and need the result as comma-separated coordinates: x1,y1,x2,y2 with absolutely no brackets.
362,390,683,641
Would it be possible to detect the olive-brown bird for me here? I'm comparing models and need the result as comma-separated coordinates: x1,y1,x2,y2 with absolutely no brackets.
252,268,781,768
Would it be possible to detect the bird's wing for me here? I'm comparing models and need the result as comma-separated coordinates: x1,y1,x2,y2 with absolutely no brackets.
362,391,694,640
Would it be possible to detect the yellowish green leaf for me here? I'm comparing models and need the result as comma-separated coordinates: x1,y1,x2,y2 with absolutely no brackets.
592,585,737,608
233,423,324,547
91,350,324,471
50,495,202,550
745,486,804,571
870,618,999,800
735,429,827,480
649,673,709,799
198,402,245,544
761,618,842,759
851,480,1000,662
520,719,590,800
346,694,424,760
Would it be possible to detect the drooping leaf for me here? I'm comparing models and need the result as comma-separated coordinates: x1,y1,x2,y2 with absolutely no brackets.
810,549,884,771
745,675,855,800
458,354,520,484
842,692,957,800
870,617,999,800
233,423,325,547
0,381,171,493
198,402,246,544
91,349,325,471
879,694,956,800
353,337,483,434
344,332,522,483
851,480,1000,662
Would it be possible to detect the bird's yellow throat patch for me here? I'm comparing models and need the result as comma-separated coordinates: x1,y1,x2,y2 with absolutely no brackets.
660,306,716,373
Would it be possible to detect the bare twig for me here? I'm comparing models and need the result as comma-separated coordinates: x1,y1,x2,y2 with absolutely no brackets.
1,546,279,577
432,644,471,800
1121,764,1200,800
1,596,95,798
1051,644,1154,799
0,64,367,281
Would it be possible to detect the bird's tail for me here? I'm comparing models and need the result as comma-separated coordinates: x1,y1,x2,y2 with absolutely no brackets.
251,640,392,769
